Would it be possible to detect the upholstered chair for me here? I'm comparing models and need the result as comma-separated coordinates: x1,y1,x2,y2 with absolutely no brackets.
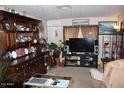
90,59,124,88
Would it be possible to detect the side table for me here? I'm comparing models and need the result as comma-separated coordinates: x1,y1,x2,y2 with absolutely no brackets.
101,57,111,72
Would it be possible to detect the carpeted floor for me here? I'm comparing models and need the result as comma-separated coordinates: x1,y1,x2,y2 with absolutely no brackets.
47,67,93,88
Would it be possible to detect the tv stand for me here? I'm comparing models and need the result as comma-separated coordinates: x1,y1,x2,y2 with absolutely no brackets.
65,52,98,68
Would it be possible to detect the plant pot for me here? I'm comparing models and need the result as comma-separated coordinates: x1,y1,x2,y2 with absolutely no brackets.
55,58,60,66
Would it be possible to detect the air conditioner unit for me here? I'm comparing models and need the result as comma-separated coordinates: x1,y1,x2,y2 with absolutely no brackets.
72,19,89,26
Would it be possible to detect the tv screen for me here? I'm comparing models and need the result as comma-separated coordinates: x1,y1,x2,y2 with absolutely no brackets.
69,38,94,52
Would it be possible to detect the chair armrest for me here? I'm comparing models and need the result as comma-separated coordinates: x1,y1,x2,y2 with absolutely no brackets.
90,69,103,81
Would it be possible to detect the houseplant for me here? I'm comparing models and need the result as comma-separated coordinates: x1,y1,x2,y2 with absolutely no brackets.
48,41,66,66
0,60,18,87
49,42,61,66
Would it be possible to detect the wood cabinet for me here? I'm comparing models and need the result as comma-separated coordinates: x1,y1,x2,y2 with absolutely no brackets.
7,52,48,87
0,32,7,56
0,10,49,87
0,10,41,56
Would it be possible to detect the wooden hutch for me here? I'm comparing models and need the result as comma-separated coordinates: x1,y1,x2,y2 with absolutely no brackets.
0,10,48,87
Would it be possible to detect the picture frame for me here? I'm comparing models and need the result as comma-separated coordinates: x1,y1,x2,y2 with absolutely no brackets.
53,29,58,37
99,21,117,34
4,23,11,30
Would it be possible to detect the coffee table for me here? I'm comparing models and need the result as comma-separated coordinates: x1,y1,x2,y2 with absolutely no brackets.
23,74,73,88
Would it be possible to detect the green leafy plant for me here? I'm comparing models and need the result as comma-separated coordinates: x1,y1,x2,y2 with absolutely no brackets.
59,42,66,58
48,41,66,66
49,43,61,58
0,61,9,83
0,60,18,87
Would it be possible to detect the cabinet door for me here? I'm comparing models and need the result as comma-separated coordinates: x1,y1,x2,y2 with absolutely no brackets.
28,60,36,76
0,32,7,56
24,62,32,79
15,65,25,83
38,57,45,73
6,32,17,48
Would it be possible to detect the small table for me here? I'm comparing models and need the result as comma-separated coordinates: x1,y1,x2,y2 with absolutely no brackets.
23,74,73,88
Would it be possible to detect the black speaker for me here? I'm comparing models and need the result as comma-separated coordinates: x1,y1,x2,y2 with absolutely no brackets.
95,40,98,45
65,40,69,45
64,45,69,54
94,45,99,55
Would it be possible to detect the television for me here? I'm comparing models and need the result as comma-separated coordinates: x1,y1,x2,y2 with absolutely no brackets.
69,38,95,52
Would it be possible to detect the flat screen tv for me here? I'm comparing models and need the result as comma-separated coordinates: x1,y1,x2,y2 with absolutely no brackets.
69,38,95,52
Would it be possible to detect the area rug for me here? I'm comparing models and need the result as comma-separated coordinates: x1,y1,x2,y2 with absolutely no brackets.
47,67,93,88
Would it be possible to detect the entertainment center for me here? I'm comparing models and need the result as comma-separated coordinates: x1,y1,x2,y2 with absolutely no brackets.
65,52,98,68
63,25,99,68
64,38,98,68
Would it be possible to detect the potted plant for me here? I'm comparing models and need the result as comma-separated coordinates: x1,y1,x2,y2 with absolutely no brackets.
0,60,18,87
49,43,61,66
58,41,66,67
48,41,66,66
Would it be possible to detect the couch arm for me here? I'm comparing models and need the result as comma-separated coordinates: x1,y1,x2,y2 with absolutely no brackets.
90,69,103,81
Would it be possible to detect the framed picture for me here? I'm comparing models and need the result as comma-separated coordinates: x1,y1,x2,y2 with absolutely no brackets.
4,23,11,30
99,21,117,34
54,29,58,37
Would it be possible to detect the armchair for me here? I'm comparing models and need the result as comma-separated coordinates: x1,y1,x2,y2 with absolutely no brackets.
90,59,124,88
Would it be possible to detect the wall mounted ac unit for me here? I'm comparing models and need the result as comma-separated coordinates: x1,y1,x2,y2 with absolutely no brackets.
72,19,89,26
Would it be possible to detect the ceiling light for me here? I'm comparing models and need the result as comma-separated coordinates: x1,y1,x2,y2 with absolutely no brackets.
56,5,72,10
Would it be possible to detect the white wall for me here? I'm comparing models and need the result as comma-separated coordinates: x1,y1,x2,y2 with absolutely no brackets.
38,19,48,40
47,17,118,44
47,26,63,44
47,17,118,64
47,17,118,26
118,13,124,22
0,6,5,10
47,19,63,44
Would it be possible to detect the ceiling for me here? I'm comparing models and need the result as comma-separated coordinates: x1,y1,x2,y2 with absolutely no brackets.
2,5,124,20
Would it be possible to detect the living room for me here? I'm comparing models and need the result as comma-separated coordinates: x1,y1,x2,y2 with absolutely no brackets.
0,3,124,89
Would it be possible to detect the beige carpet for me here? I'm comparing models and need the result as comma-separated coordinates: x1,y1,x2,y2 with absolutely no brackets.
47,67,93,88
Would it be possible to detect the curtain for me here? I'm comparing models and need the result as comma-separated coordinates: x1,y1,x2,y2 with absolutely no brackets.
81,25,98,40
64,26,79,41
